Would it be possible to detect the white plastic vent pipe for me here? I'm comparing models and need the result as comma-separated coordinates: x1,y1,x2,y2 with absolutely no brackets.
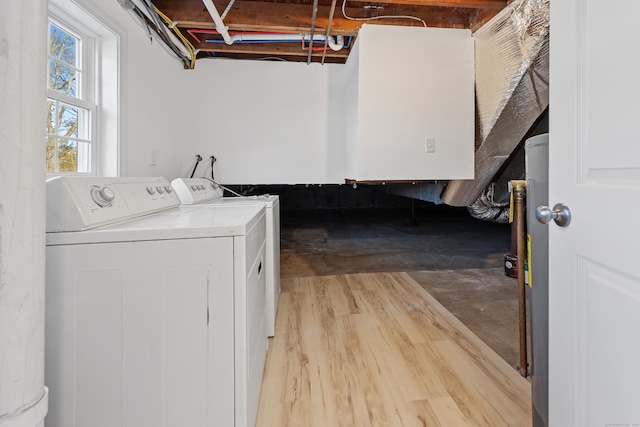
201,0,345,51
202,0,233,44
227,33,345,51
0,1,49,426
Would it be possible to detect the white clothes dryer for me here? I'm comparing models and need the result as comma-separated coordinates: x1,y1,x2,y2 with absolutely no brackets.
45,176,267,427
172,177,281,337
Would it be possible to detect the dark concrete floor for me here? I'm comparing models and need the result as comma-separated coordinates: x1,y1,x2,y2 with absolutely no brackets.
280,206,526,371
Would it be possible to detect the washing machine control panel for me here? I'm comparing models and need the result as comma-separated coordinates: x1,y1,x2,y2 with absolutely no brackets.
171,177,223,204
46,176,181,232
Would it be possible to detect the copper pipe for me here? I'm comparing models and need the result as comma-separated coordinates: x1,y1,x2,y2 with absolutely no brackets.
321,0,338,65
512,179,528,377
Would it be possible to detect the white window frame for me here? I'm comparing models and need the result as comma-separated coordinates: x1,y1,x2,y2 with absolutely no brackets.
47,17,97,174
47,0,126,177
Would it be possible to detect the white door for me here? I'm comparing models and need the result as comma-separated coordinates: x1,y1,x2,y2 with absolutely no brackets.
549,1,640,426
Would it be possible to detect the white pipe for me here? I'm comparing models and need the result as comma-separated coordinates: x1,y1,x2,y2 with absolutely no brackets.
201,0,232,44
0,0,48,426
199,0,344,51
217,33,345,51
303,34,345,51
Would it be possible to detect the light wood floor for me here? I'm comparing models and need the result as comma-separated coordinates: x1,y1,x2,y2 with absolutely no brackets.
256,272,531,427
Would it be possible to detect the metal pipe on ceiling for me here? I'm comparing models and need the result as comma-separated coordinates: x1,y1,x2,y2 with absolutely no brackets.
321,0,339,65
307,0,319,64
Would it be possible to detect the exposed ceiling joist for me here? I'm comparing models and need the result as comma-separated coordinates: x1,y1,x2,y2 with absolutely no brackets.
139,0,509,63
345,0,506,7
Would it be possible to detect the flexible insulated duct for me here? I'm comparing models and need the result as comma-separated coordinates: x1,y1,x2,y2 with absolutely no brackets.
441,0,549,207
466,183,510,223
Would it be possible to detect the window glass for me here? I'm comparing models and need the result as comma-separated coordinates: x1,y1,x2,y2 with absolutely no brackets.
46,20,91,174
48,23,80,97
46,97,91,173
47,0,121,177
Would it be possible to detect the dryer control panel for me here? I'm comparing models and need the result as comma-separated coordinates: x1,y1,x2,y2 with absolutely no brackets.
46,176,180,232
171,177,223,204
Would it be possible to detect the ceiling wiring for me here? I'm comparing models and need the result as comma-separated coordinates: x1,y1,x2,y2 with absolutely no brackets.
118,0,510,63
341,0,427,27
141,0,191,62
154,6,197,68
118,0,192,67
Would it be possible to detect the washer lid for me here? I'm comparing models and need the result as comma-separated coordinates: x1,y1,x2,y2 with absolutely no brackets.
46,204,266,245
204,194,279,208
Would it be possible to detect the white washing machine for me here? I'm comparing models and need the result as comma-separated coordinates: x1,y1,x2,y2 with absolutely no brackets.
45,176,267,427
172,177,280,337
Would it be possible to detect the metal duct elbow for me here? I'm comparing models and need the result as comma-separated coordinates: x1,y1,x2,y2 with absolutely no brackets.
466,184,510,223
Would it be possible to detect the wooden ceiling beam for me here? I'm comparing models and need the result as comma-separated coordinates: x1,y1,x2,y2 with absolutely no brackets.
345,0,506,7
155,1,474,36
469,6,503,31
149,0,509,62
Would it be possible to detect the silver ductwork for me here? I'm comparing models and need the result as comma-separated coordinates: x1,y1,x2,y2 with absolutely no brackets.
441,0,549,207
466,183,510,223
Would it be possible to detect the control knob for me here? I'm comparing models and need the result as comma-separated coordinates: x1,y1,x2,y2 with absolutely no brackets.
91,186,116,207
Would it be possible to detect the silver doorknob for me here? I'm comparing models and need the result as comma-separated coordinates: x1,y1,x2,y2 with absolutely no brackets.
535,203,571,227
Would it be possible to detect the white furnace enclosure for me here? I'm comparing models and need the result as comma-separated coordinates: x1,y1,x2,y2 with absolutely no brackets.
344,24,475,182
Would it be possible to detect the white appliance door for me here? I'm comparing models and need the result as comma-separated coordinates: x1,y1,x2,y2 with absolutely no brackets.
45,237,235,427
549,1,640,426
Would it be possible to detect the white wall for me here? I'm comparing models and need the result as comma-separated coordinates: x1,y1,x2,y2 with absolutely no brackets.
179,60,346,184
346,25,475,181
78,2,475,185
72,0,188,180
88,0,188,179
91,0,347,183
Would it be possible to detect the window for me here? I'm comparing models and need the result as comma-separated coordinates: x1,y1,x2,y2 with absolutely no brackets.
47,0,124,176
46,20,95,173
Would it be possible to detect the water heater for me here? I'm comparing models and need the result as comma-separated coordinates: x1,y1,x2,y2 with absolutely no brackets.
525,133,549,427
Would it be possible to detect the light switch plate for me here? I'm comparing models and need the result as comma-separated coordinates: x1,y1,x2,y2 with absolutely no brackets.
425,137,436,153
